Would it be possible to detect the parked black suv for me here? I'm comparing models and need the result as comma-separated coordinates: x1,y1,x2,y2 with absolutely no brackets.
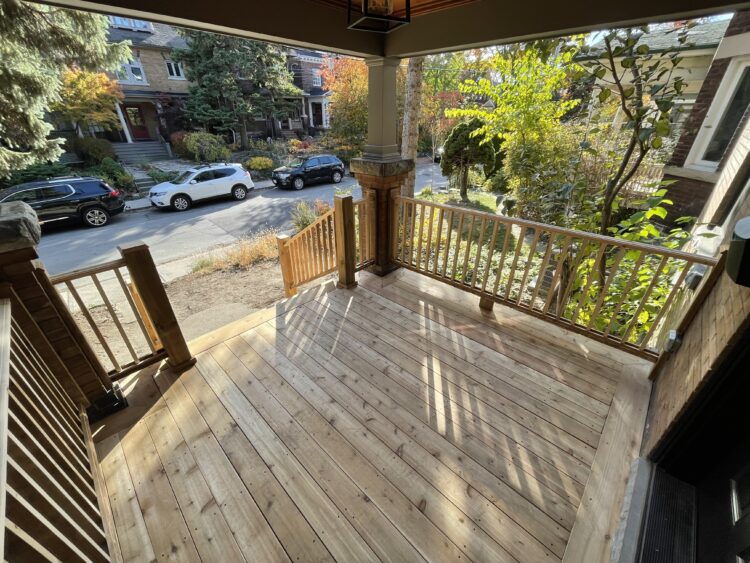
272,155,345,190
0,176,126,227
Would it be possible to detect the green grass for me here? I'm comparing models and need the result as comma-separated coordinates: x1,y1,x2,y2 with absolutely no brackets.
417,188,499,214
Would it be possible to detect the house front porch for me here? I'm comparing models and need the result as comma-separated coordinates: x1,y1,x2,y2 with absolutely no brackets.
92,268,652,563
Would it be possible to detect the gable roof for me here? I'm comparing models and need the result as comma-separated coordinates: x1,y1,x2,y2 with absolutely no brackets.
589,18,730,54
108,22,188,50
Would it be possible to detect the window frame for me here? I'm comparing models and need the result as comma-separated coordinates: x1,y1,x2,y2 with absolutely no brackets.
117,58,149,85
686,55,750,172
37,184,75,202
312,69,322,88
166,60,186,81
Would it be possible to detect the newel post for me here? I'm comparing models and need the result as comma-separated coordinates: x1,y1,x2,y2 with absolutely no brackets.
118,241,195,372
334,194,357,288
277,234,297,297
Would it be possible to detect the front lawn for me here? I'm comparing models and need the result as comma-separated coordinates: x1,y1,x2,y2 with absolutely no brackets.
417,188,499,215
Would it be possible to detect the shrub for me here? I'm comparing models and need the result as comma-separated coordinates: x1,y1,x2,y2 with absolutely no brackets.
288,138,315,155
291,199,330,232
146,168,179,183
192,230,278,274
0,162,72,190
67,137,116,165
183,132,231,162
169,131,190,158
245,156,274,171
84,158,136,192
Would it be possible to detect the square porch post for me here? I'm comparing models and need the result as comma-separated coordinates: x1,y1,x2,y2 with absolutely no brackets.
350,57,414,276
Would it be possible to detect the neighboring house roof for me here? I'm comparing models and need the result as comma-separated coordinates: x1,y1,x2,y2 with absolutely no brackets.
289,47,327,61
588,18,730,54
108,23,188,50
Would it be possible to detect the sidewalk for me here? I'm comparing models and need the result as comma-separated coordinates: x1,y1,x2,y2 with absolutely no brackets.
124,178,277,211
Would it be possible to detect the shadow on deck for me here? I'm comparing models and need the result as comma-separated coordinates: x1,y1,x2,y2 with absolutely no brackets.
91,269,652,563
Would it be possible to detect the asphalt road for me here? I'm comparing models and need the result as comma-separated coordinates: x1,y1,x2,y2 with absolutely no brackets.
38,163,447,275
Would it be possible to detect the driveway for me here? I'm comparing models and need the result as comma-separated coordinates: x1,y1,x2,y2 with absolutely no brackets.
38,162,447,275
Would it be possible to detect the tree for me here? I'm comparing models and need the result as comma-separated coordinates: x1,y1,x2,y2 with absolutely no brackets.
440,118,497,201
51,68,124,136
174,31,298,147
0,0,129,177
578,25,692,234
420,90,461,161
322,56,368,148
400,57,424,196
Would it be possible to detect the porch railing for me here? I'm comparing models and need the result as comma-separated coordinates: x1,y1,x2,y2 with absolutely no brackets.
391,196,718,357
48,242,191,379
278,195,372,296
0,291,111,561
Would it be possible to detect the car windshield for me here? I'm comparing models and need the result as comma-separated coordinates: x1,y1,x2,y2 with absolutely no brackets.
290,160,304,168
170,171,193,184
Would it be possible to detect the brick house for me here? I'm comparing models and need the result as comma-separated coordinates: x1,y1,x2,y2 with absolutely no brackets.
663,11,750,224
287,48,331,133
106,17,190,161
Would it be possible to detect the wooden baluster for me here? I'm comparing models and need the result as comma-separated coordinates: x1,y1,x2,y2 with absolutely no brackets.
415,203,426,270
587,246,627,330
621,254,669,344
391,195,401,265
124,279,161,351
423,205,436,272
639,259,692,349
516,229,541,305
543,236,573,314
64,280,121,372
118,241,194,372
450,213,465,280
571,242,608,325
503,228,527,300
605,251,645,336
276,235,299,297
90,273,139,363
328,214,336,270
470,217,488,288
490,224,513,297
399,199,409,264
556,240,589,319
530,233,557,310
460,215,476,284
432,207,444,276
441,209,454,276
334,195,357,289
480,220,500,293
408,200,418,267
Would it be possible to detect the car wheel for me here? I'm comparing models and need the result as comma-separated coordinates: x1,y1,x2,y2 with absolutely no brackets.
171,194,192,211
293,177,305,190
231,185,248,201
332,171,343,184
82,207,110,228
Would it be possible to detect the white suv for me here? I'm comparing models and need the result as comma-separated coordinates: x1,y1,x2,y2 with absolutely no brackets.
149,163,255,211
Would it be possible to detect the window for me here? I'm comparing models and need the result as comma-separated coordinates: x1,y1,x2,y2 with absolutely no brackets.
166,60,185,80
38,185,74,200
194,172,215,183
703,67,750,162
2,189,39,203
312,69,322,87
109,16,152,31
117,59,147,84
306,158,320,167
77,181,110,195
212,168,236,178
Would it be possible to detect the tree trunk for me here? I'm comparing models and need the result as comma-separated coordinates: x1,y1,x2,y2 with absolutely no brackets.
460,165,469,202
240,119,249,150
400,56,425,197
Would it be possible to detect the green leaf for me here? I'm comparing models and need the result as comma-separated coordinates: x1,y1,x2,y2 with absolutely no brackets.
598,89,611,103
652,137,663,149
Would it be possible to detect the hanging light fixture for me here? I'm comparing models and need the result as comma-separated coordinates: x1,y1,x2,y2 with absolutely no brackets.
347,0,410,33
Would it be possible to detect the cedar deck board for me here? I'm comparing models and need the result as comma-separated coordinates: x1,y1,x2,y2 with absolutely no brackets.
94,271,651,563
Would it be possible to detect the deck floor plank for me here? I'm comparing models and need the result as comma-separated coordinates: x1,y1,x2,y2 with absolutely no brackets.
94,272,652,563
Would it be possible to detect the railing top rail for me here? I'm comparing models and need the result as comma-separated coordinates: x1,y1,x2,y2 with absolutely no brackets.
49,258,127,285
287,208,335,242
397,195,718,266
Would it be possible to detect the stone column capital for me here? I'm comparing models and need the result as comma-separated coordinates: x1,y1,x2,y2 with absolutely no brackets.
0,202,41,254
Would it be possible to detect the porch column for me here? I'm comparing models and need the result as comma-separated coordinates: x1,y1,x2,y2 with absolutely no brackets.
350,57,414,276
115,103,133,143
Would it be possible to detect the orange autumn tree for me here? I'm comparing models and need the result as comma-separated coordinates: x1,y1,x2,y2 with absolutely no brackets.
52,68,124,135
322,56,368,149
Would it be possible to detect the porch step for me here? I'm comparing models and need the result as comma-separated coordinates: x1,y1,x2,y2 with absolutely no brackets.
112,141,172,165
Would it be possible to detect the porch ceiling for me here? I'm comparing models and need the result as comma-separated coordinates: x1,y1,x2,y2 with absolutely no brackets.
41,0,750,57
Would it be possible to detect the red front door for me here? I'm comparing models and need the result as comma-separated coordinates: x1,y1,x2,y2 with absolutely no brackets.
123,105,151,140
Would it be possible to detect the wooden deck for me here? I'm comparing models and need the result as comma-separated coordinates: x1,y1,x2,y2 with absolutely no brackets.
91,269,652,563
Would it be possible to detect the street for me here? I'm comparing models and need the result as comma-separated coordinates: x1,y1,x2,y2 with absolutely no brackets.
38,162,447,275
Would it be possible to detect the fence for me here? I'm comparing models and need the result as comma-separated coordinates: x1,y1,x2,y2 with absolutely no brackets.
278,195,372,297
391,196,718,357
0,291,111,561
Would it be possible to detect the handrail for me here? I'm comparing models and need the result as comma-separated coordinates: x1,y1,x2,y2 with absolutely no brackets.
1,292,111,561
278,196,371,297
392,196,719,357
